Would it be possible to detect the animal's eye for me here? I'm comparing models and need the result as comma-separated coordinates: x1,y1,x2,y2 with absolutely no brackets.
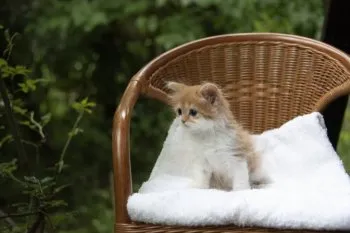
177,108,182,115
189,109,197,116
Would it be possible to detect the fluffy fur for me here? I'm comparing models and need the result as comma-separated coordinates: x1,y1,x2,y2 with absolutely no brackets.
130,112,350,230
156,81,268,191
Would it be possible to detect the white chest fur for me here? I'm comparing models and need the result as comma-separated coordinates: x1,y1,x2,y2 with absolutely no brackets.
149,118,251,191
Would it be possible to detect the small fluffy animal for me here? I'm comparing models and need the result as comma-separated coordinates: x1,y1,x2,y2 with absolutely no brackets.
161,81,268,191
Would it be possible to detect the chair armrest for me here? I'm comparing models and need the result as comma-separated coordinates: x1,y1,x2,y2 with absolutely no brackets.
112,79,141,223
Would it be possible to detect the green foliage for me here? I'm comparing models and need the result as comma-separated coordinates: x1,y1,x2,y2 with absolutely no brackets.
72,97,96,114
0,159,17,176
0,27,95,232
3,1,346,233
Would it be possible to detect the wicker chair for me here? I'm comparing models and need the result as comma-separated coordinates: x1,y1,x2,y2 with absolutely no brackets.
112,33,350,233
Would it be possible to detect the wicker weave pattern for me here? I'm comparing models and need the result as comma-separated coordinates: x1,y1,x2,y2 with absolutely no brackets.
115,223,339,233
147,41,350,133
113,33,350,232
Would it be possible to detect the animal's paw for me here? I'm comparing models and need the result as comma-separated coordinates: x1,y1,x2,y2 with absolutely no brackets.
232,181,251,191
189,179,210,189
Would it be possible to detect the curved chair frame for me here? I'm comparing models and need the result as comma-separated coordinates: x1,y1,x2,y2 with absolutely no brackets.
112,33,350,233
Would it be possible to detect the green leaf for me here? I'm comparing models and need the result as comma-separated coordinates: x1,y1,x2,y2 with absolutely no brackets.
13,105,28,116
54,184,71,194
156,0,167,7
18,83,28,93
0,58,7,68
11,202,29,208
18,79,37,93
72,98,95,114
81,97,88,105
19,120,35,130
0,159,18,175
41,176,54,184
86,102,96,107
124,1,150,15
41,113,52,126
68,128,84,137
51,211,78,225
24,176,39,184
22,189,39,195
84,108,92,114
1,66,15,78
4,29,10,43
72,102,84,112
14,65,31,76
57,160,64,172
0,134,13,148
46,199,68,208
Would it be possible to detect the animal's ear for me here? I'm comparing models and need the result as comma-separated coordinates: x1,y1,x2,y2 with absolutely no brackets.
199,82,220,104
166,81,186,93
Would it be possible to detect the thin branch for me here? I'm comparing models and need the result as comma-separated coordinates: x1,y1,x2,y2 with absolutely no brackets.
29,111,45,140
39,217,46,233
41,211,55,233
17,112,46,141
49,110,84,196
0,210,16,227
38,180,44,195
0,73,29,171
28,213,44,233
56,110,84,175
26,196,35,229
0,211,38,219
3,31,19,60
7,172,27,187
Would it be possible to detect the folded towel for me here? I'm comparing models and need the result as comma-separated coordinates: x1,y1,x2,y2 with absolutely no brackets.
127,112,350,230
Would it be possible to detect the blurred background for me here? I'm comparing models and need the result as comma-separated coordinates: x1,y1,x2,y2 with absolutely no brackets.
0,0,349,232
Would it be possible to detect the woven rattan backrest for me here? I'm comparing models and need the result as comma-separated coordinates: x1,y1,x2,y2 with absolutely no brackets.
134,33,350,133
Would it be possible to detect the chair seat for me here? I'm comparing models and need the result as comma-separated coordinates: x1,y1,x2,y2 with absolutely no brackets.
112,33,350,232
115,223,330,233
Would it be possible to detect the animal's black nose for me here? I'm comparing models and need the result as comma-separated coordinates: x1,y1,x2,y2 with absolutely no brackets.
181,120,185,123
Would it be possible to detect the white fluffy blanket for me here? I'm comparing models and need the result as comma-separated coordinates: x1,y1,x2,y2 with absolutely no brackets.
127,112,350,230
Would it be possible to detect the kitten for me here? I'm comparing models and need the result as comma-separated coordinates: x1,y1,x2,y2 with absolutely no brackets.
163,81,268,191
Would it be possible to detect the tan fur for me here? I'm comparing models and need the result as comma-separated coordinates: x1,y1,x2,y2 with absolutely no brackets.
167,82,217,118
167,81,260,180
